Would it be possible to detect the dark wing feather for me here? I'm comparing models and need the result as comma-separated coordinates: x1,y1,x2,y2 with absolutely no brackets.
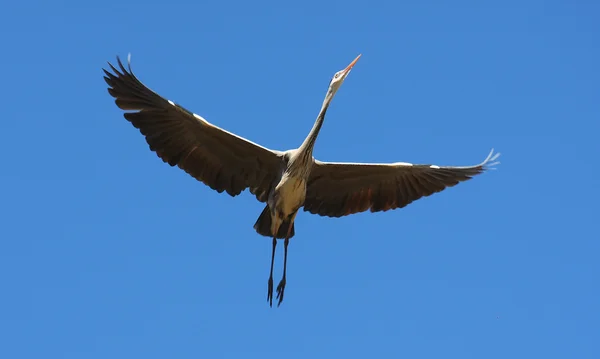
304,150,500,217
103,55,284,202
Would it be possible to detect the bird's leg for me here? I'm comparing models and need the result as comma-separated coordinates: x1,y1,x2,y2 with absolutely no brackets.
275,237,289,307
267,236,277,307
276,219,295,306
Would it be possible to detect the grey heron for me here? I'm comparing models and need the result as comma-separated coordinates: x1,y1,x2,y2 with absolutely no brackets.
103,54,500,307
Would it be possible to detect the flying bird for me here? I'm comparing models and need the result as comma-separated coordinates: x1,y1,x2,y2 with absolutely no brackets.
103,54,500,307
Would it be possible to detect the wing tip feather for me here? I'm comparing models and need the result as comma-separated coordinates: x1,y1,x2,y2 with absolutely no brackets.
481,148,501,170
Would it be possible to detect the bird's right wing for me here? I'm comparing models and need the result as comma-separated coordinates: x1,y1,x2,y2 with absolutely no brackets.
103,55,284,202
304,150,500,217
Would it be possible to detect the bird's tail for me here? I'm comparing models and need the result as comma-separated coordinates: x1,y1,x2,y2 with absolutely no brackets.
254,205,295,239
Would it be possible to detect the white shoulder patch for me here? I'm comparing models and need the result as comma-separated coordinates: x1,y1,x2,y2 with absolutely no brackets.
430,165,440,169
193,113,208,124
167,100,175,106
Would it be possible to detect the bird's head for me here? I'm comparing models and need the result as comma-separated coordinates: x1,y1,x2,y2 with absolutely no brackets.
327,54,361,96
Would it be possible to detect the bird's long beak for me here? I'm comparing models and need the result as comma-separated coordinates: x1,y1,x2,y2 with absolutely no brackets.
342,54,361,74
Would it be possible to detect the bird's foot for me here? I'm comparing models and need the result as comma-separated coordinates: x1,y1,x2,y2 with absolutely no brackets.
267,277,274,307
276,277,286,307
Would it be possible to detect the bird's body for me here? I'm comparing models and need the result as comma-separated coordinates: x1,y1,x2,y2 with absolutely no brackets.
261,149,316,238
103,54,500,307
269,171,306,230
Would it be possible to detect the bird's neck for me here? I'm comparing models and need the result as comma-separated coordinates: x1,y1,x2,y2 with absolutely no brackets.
297,92,332,159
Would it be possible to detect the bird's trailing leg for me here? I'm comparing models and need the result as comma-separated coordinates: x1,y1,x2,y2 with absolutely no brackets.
275,236,289,307
276,212,296,307
267,236,277,307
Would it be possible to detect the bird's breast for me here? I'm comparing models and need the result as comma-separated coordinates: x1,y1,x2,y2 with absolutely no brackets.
270,175,307,217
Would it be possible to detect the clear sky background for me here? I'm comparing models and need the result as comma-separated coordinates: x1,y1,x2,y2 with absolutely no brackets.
1,0,598,358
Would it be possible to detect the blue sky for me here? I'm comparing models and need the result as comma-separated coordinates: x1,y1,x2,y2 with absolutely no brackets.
1,0,598,358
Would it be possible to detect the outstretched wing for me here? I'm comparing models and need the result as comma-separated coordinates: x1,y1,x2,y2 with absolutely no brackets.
304,149,500,217
103,55,284,202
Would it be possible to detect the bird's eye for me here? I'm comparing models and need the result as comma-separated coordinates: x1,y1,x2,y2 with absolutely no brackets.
334,73,340,79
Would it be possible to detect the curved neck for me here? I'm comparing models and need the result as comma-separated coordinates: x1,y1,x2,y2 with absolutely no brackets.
297,91,334,157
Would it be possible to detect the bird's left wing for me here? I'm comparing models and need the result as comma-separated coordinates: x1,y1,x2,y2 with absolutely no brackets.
103,55,284,202
303,150,500,217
